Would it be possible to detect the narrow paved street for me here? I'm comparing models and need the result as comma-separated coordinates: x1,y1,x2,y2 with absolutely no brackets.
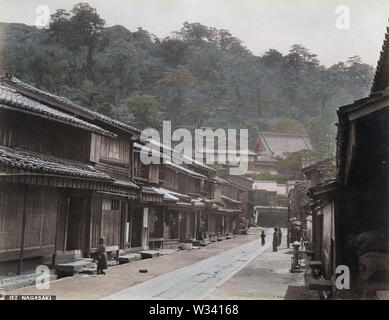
7,228,317,300
104,232,273,300
207,237,320,300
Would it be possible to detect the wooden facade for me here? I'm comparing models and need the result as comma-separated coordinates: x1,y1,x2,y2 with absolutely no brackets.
0,74,249,275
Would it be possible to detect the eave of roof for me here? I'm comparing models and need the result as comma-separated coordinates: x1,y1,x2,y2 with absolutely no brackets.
307,179,339,199
112,179,139,190
1,74,141,135
165,160,207,179
371,26,389,94
0,147,113,182
0,85,116,138
221,195,242,204
302,158,334,173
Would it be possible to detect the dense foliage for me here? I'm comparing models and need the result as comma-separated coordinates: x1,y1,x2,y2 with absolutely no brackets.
0,3,375,159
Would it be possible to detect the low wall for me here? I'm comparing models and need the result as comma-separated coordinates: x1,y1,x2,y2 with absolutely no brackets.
255,206,288,228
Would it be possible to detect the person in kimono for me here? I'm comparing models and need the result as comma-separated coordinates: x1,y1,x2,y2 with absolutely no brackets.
97,236,108,275
272,228,279,252
277,228,283,247
260,230,266,246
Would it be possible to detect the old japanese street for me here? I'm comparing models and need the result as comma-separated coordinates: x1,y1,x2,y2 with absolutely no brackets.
104,231,273,300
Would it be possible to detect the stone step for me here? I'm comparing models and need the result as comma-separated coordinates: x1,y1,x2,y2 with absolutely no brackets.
118,253,142,264
55,258,94,274
163,241,179,249
309,279,332,291
82,264,97,275
139,250,160,259
0,273,57,291
107,260,118,267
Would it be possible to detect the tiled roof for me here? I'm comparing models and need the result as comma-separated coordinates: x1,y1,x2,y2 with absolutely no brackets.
165,160,207,179
211,176,246,190
141,187,179,201
159,187,192,202
92,112,141,135
140,138,215,173
0,147,113,181
258,132,313,159
2,74,141,135
0,85,116,138
113,179,139,190
371,26,389,94
221,195,241,204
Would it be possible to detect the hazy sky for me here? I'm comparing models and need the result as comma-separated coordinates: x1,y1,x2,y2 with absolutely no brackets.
1,0,389,66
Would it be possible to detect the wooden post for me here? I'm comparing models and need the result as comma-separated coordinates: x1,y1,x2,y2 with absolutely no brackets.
194,211,198,240
287,203,291,248
17,184,28,275
63,194,70,251
177,212,181,241
52,190,62,266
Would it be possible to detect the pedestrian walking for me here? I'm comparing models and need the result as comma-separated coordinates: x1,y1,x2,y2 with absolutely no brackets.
272,228,279,252
97,236,108,275
260,230,266,246
197,221,205,241
277,228,282,247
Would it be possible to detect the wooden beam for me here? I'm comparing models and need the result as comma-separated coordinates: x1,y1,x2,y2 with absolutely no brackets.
347,95,389,121
0,246,55,263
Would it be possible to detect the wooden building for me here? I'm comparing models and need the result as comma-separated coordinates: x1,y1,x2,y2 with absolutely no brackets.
0,73,252,276
306,26,389,298
0,74,142,274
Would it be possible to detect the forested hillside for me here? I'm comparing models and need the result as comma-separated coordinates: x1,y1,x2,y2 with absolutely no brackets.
0,3,375,158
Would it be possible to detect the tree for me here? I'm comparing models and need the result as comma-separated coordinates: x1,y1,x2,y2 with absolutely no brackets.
126,95,160,129
157,66,197,127
278,149,316,177
49,3,105,81
245,118,268,147
160,38,188,66
269,118,306,134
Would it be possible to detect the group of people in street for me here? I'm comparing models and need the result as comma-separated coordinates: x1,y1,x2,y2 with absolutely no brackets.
260,227,282,251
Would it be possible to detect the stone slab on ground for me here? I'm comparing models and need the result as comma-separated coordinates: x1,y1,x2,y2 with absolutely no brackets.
158,249,178,256
118,253,142,264
55,259,94,273
0,273,57,291
7,234,261,300
139,250,160,259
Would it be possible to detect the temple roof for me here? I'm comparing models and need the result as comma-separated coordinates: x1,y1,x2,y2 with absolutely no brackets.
258,132,313,159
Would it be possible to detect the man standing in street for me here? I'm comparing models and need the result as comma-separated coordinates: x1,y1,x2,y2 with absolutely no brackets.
278,228,283,247
272,228,279,252
260,230,266,246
